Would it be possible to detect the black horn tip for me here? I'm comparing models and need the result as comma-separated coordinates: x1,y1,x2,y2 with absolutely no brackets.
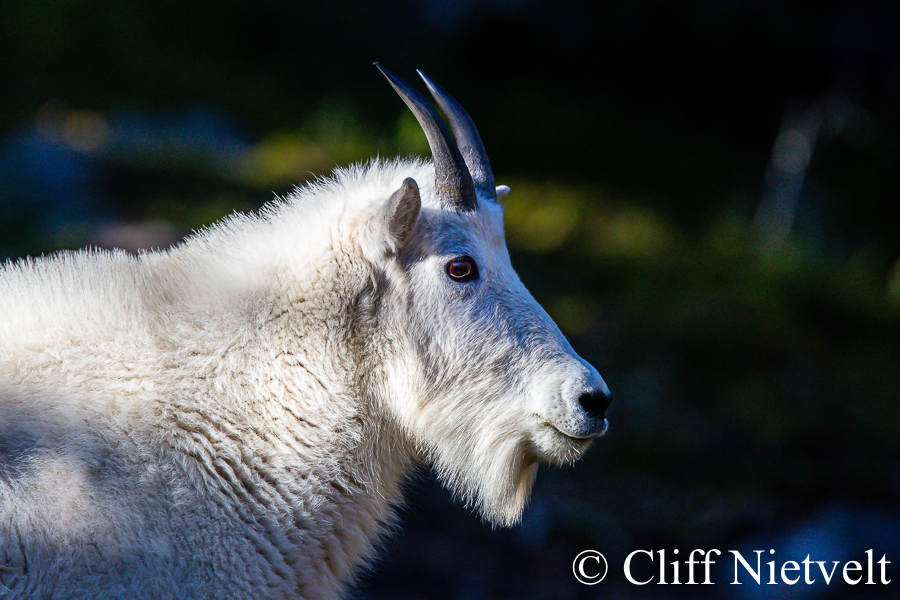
415,69,435,87
372,62,400,87
374,62,394,81
374,63,401,86
415,69,497,204
415,69,443,103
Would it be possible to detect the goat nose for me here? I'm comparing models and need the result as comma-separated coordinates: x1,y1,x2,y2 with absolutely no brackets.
578,390,612,420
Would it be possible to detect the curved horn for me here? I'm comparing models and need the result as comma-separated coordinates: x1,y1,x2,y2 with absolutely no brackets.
417,70,497,203
375,63,476,211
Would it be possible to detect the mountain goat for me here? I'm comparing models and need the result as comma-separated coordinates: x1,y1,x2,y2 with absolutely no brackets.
0,65,611,599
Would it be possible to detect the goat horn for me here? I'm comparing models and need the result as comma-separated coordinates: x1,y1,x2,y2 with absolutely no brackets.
417,70,496,203
375,63,477,211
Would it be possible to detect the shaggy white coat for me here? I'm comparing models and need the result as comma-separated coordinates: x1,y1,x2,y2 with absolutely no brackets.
0,158,607,599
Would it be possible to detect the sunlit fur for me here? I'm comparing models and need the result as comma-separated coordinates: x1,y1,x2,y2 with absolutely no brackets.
0,158,607,599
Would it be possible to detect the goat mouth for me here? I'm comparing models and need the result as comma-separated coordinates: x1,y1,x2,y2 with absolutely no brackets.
581,418,609,438
555,429,601,444
544,418,609,441
531,429,594,465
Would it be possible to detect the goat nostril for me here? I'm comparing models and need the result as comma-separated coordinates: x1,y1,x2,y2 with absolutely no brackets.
578,390,611,419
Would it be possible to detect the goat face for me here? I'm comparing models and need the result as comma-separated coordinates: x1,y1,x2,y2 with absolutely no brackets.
365,68,610,526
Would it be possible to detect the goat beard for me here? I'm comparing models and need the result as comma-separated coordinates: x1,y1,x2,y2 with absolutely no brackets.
426,431,539,527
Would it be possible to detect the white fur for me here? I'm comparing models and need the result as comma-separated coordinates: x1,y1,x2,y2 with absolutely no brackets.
0,158,608,599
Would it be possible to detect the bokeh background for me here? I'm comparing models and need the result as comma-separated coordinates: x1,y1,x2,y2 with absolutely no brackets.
2,1,899,598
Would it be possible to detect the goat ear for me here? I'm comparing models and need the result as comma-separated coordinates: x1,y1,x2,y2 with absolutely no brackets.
380,177,421,251
495,185,510,201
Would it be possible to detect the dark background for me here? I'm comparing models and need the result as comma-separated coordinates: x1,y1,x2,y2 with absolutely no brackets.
2,1,899,598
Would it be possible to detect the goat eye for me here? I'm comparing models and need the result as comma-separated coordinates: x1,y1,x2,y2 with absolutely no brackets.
445,256,479,282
